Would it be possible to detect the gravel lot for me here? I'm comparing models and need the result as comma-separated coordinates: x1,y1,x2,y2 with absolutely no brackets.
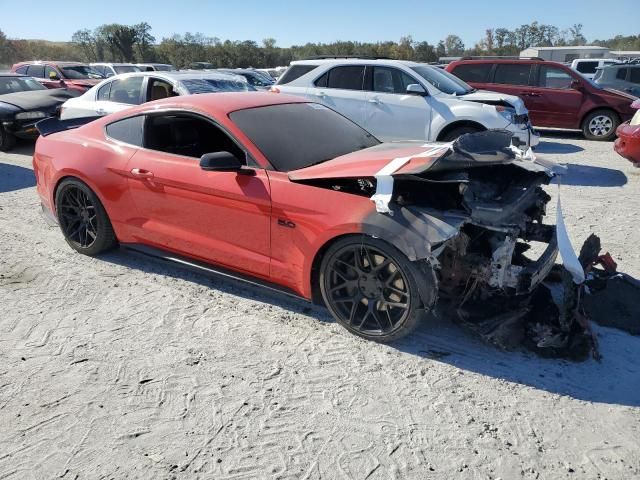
1,134,639,480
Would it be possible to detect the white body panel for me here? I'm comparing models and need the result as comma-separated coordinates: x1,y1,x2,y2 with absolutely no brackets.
276,59,539,147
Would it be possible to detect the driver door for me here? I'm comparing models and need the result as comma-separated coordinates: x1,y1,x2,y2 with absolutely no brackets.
125,112,272,277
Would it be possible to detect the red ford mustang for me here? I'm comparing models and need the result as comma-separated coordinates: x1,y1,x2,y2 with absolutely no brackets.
33,92,561,343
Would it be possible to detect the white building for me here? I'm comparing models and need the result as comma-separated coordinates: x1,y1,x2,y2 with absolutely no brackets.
610,50,640,60
520,46,610,62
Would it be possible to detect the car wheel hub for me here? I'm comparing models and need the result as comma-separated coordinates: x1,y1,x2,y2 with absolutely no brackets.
589,115,613,136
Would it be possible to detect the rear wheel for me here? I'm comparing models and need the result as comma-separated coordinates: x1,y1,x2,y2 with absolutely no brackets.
319,236,433,342
582,109,619,141
0,126,16,152
55,178,117,256
440,126,483,142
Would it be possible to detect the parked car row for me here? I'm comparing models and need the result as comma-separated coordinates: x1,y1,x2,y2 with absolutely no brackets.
3,56,639,169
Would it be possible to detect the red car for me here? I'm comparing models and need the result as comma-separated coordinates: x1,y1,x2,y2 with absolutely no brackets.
33,93,560,343
11,61,104,93
446,58,637,141
615,99,640,166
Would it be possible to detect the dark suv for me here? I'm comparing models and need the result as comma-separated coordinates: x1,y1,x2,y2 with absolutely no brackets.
446,58,636,140
593,63,640,98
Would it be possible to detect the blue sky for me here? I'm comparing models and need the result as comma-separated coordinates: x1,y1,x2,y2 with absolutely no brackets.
0,0,637,47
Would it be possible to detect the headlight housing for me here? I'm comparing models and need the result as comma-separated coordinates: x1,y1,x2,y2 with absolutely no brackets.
496,106,515,123
15,111,47,120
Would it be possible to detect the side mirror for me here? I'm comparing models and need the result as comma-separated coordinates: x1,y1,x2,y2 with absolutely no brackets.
406,83,427,96
49,71,60,80
106,72,114,78
199,151,245,172
570,79,584,90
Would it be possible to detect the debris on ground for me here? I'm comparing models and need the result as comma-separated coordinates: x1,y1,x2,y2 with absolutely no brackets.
451,233,639,361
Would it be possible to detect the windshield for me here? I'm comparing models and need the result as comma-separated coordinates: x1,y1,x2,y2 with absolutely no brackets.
411,65,473,95
61,65,104,79
0,76,46,94
114,65,141,74
181,78,256,94
230,103,380,171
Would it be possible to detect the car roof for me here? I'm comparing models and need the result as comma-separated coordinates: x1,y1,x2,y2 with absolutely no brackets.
97,70,248,82
119,91,307,118
289,58,425,67
90,62,138,67
15,61,89,67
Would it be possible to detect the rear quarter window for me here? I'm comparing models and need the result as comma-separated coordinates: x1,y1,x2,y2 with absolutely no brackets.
15,65,28,74
105,116,144,146
576,61,598,74
451,63,492,83
277,65,318,85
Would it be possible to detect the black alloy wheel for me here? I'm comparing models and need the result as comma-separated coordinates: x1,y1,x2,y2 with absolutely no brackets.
320,237,429,342
55,179,117,255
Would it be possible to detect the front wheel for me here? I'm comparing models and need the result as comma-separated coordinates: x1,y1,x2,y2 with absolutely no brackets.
582,109,619,141
319,236,435,342
55,178,117,256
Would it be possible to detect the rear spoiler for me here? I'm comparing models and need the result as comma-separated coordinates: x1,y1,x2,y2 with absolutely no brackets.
36,115,102,137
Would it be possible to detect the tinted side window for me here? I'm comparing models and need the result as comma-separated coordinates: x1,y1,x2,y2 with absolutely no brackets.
630,68,640,84
493,64,531,86
109,77,144,105
616,68,628,80
326,66,365,90
278,65,318,85
144,114,245,160
15,66,28,74
106,116,144,146
314,72,328,87
26,65,45,78
371,67,418,94
452,64,491,83
97,82,111,101
538,66,573,89
576,62,598,74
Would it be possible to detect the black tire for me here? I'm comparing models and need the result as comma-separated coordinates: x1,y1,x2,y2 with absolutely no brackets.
0,126,17,152
440,126,483,142
581,109,620,141
319,236,436,343
55,178,117,256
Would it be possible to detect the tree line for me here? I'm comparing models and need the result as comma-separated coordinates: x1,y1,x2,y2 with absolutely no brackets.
1,22,639,69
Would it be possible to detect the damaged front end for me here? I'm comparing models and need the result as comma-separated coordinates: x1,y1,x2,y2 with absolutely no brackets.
292,130,591,358
372,131,592,358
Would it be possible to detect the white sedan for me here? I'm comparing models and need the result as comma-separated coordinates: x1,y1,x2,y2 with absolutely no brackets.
60,71,255,120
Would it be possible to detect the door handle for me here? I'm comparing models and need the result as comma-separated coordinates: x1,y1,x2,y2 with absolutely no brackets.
521,92,541,97
315,91,326,97
368,97,381,104
96,108,107,115
130,168,154,178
